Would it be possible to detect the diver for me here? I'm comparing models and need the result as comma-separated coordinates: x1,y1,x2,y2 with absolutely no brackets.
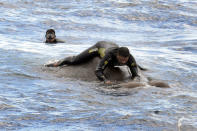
46,41,140,84
45,29,65,44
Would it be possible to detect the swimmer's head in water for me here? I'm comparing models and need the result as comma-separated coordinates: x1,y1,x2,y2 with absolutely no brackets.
45,29,56,43
117,47,130,64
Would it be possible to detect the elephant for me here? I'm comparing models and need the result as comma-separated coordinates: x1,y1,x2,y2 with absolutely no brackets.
44,56,170,88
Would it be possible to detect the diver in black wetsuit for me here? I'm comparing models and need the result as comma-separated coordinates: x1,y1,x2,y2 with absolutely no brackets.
46,41,139,83
45,29,65,44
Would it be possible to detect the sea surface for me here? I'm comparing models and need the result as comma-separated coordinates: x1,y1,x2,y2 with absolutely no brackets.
0,0,197,130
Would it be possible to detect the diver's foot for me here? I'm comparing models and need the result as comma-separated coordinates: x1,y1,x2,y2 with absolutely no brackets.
45,63,58,67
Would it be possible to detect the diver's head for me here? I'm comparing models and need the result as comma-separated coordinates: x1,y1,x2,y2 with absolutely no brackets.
117,47,130,64
45,29,56,43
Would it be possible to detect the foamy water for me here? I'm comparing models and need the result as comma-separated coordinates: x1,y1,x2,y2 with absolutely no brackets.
0,0,197,130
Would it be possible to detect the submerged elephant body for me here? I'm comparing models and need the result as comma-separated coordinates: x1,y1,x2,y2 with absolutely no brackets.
46,57,170,88
50,57,130,81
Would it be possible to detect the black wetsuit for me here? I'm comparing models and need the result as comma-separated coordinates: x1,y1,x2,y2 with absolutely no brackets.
57,41,138,81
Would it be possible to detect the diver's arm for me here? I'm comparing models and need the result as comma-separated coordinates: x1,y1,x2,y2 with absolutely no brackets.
95,70,106,81
95,54,111,82
127,55,139,79
129,66,138,79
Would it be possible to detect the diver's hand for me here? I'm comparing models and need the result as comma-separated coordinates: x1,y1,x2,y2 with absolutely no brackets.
104,80,113,85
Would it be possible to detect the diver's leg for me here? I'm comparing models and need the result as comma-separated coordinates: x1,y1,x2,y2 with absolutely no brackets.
46,41,119,67
63,41,119,64
46,44,99,67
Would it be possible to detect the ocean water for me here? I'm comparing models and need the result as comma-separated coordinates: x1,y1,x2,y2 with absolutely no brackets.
0,0,197,130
